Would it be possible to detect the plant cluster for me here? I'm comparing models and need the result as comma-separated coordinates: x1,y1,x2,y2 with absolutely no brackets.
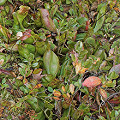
0,0,120,119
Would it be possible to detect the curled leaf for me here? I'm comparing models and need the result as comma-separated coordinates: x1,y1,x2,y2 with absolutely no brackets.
74,62,88,74
82,76,101,87
13,6,30,30
32,68,42,80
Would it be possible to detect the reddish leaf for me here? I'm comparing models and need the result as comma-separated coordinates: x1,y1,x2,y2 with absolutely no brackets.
18,5,30,14
39,9,57,33
0,68,12,76
20,29,31,41
85,21,89,31
82,76,101,87
109,64,120,74
108,96,120,104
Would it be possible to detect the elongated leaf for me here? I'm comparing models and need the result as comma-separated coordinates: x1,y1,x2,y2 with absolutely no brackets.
94,5,106,33
43,50,59,78
99,88,107,99
69,84,75,94
39,8,57,33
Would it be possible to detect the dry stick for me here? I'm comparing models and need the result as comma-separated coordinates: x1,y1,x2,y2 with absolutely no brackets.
108,18,120,32
99,91,120,116
95,2,119,27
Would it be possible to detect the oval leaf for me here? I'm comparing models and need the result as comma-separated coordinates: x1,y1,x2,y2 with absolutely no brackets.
82,76,101,87
39,8,57,33
99,88,107,99
53,90,61,97
69,84,75,95
109,64,120,74
43,50,59,78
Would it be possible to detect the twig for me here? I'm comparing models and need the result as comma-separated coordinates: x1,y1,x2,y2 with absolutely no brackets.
99,91,120,116
108,18,120,32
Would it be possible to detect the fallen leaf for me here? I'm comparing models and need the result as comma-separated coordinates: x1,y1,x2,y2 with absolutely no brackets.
69,84,75,95
74,62,88,74
34,84,42,89
53,97,60,100
62,86,66,92
67,93,70,98
82,76,101,87
17,76,23,80
53,90,61,97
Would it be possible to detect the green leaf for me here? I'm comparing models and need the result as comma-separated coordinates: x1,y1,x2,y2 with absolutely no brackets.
32,111,45,120
94,5,106,33
86,37,95,47
0,0,7,6
19,67,25,76
20,86,29,94
43,50,59,78
108,71,119,80
26,98,43,113
48,87,53,92
36,41,49,55
18,45,30,59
